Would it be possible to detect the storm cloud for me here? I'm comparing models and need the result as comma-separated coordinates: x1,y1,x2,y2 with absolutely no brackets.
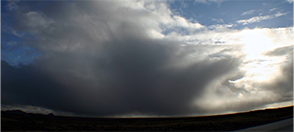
2,0,293,117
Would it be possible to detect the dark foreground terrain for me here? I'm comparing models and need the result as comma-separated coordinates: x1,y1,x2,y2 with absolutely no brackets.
1,106,293,131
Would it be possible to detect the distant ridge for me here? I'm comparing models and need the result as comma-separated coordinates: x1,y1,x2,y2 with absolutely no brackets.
4,110,27,115
2,110,54,117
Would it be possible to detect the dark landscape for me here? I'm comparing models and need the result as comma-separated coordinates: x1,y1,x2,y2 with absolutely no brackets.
1,106,293,131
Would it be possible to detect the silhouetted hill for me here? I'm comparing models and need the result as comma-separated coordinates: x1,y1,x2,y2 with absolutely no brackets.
4,110,27,115
1,106,293,131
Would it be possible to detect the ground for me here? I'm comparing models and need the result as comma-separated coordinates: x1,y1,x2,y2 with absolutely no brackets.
1,106,293,131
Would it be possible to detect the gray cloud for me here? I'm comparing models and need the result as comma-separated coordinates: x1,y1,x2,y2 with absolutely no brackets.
250,57,293,108
259,55,293,101
1,1,241,116
2,42,242,117
1,61,76,113
264,45,293,56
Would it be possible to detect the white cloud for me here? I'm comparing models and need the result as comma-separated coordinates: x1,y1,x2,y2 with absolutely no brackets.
269,8,277,12
212,18,225,23
236,12,289,25
194,0,226,4
170,15,204,29
274,12,289,17
194,0,208,4
241,9,255,16
286,0,293,3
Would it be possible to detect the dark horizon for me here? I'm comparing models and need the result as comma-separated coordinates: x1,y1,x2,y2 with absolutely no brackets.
2,106,293,131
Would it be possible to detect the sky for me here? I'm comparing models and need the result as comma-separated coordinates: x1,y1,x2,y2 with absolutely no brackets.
1,0,293,117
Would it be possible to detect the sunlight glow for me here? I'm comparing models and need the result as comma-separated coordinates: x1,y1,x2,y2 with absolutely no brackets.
237,29,285,84
240,29,275,59
195,27,292,113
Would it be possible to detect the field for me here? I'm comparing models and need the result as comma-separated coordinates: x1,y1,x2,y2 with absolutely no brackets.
1,106,293,131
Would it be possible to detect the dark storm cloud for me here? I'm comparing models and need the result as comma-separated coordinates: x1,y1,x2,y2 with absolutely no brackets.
2,41,242,116
2,0,292,117
70,44,240,115
1,61,75,113
260,57,293,102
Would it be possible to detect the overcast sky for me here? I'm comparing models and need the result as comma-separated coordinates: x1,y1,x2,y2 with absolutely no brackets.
1,0,293,117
